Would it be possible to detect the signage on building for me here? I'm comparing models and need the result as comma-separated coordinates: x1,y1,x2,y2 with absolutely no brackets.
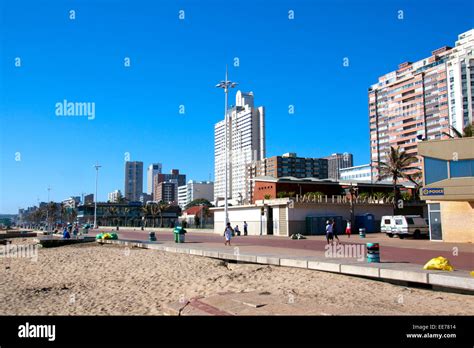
422,188,444,196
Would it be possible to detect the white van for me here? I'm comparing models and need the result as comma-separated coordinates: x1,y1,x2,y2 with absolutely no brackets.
380,215,429,239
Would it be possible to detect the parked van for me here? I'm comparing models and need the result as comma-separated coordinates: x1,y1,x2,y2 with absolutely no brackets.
380,215,429,239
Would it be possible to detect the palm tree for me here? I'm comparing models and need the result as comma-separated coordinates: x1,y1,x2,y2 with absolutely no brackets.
46,202,58,229
406,171,423,201
443,124,473,138
149,204,160,228
123,207,131,227
141,205,149,228
108,206,119,227
158,201,169,228
375,146,419,209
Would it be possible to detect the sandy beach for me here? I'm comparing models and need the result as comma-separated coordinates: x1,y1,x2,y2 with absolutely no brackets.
0,238,472,315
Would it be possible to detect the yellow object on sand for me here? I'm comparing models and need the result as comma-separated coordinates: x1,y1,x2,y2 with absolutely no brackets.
423,256,454,271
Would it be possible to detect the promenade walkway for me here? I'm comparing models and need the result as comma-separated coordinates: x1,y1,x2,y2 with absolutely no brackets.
95,229,474,294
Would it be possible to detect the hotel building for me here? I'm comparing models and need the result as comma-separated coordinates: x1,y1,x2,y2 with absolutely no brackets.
147,163,162,196
177,180,214,208
214,90,265,205
246,153,328,203
323,153,353,180
369,29,474,181
124,161,143,202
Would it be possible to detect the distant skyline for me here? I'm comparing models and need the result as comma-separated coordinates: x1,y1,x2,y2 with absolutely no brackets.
1,0,473,213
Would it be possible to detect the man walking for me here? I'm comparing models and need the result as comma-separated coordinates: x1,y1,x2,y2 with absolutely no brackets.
243,221,248,236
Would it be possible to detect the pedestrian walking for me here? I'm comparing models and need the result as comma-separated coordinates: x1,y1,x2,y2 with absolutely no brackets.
224,222,234,246
332,219,340,245
325,220,334,245
345,220,352,238
243,221,248,236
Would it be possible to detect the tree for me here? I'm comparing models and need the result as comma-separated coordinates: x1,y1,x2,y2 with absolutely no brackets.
406,171,423,201
185,198,213,210
123,207,131,227
108,206,119,227
263,194,272,200
140,205,149,228
277,192,288,198
148,204,160,228
443,124,473,138
46,202,58,229
375,146,419,209
158,201,169,228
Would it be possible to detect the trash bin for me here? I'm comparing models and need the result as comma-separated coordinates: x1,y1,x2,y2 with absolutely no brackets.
366,243,380,263
149,231,156,242
173,226,186,243
359,228,366,238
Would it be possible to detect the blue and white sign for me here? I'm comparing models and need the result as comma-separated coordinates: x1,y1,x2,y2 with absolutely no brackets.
422,188,444,196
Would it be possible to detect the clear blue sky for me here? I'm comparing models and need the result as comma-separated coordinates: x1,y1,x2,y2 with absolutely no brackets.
0,0,472,213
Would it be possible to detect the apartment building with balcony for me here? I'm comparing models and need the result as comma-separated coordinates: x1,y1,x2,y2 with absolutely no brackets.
369,29,474,181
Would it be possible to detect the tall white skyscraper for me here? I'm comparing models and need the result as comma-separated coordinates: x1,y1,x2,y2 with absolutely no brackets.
147,163,162,195
214,90,265,204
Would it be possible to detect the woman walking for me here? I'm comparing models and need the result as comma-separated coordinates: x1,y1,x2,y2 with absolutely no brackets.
224,222,234,246
325,220,334,245
345,220,352,238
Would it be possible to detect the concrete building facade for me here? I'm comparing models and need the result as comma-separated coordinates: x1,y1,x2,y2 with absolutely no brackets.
369,29,474,181
177,180,214,208
124,161,143,202
419,137,474,243
323,153,353,180
153,182,177,204
108,190,122,203
214,90,265,205
246,153,329,203
339,164,372,182
147,163,162,196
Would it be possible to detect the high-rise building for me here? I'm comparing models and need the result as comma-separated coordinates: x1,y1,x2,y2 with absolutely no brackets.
323,153,353,180
214,90,265,204
177,180,214,208
84,194,94,204
154,182,177,204
246,153,328,203
108,190,122,203
369,29,474,181
124,161,143,202
153,169,186,202
339,164,372,182
147,163,162,196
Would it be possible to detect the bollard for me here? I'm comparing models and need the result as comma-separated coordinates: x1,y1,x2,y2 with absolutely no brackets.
366,243,380,263
359,228,366,238
149,231,156,242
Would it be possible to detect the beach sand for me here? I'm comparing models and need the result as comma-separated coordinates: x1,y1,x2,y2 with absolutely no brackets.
0,238,472,315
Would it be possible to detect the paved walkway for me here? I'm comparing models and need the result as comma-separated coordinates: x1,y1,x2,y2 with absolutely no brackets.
93,228,474,271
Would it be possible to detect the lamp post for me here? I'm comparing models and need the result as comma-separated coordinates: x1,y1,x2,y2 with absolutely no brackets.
216,66,238,226
93,163,102,229
46,186,51,232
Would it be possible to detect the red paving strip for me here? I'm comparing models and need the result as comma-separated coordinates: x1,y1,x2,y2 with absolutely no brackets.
91,229,474,270
188,298,232,316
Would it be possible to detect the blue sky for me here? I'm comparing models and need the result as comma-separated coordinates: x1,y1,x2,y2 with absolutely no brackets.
0,0,472,213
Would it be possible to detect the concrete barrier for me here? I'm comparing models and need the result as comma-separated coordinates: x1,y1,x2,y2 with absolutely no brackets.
308,261,341,273
380,268,429,284
341,264,380,278
428,272,474,291
280,258,308,269
256,256,280,266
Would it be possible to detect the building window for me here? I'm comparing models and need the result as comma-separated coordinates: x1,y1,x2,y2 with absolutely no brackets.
449,159,474,178
424,157,448,184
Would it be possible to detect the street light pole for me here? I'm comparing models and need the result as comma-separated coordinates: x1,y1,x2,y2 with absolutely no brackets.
93,163,102,229
216,66,238,227
46,186,51,231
